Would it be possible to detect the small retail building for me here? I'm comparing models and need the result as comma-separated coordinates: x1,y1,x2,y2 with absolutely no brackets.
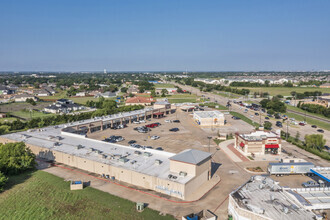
193,111,225,127
235,131,282,155
125,96,153,106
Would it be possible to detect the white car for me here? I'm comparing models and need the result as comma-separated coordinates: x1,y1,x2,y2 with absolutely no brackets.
151,135,160,140
165,120,172,123
133,121,140,124
139,120,146,123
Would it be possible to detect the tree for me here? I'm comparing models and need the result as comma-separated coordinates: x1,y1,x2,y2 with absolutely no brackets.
304,134,326,151
161,89,168,97
0,171,8,192
120,87,128,93
26,98,36,106
0,142,36,175
267,109,275,115
151,89,157,97
295,131,300,142
263,121,272,130
290,91,296,97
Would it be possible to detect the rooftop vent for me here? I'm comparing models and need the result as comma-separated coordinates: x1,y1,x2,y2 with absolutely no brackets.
119,157,129,163
155,159,162,165
143,152,152,157
179,171,187,177
75,145,84,150
134,151,141,155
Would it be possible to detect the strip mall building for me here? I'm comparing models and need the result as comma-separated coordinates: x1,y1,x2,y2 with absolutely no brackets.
235,131,282,155
0,108,213,200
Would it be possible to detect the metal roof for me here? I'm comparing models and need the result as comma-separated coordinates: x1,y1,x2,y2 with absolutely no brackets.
311,167,330,182
193,111,224,119
169,149,211,165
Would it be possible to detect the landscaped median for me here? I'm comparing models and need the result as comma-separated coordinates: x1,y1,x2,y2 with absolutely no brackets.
229,111,260,128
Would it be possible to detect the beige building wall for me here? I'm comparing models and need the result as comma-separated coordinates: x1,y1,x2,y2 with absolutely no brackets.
0,137,188,199
170,160,197,176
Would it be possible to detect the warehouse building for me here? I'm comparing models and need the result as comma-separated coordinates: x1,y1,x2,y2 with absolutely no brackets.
235,131,282,156
193,111,225,127
228,175,323,220
0,109,213,200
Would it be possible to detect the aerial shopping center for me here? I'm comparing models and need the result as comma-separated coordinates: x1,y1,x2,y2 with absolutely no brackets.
0,107,213,200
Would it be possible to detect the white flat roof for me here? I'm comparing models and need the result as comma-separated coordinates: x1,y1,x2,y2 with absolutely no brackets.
1,109,200,185
240,131,278,141
231,176,317,220
194,111,224,118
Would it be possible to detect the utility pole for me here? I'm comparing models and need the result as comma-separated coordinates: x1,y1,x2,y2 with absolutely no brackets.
286,119,289,141
207,136,212,153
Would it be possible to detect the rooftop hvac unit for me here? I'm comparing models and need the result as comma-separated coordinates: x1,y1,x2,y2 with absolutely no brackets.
134,151,141,155
154,159,162,165
98,154,106,159
131,160,137,164
75,144,84,150
143,152,152,157
119,157,129,163
179,171,187,177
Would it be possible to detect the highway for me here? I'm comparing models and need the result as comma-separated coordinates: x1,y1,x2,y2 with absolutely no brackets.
171,82,330,146
287,109,330,124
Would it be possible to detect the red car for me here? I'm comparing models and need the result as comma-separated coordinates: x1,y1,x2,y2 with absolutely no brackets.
299,122,305,126
146,123,158,128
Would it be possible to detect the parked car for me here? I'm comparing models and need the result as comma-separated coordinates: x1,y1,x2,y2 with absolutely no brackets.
169,128,179,132
139,120,146,123
317,129,324,133
128,140,136,145
172,120,180,123
311,125,317,128
165,120,172,123
265,117,270,120
276,121,282,127
232,116,241,120
151,135,160,140
255,113,259,116
299,122,306,126
155,147,163,151
118,124,125,129
302,181,320,188
133,121,140,124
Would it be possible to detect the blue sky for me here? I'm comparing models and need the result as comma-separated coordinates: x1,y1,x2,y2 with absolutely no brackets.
0,0,329,71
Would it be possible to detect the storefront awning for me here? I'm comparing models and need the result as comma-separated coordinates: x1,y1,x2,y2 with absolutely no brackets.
240,142,245,147
265,144,279,149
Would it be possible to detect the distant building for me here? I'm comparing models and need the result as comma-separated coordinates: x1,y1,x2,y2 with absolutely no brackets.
235,131,282,155
94,91,117,98
44,99,85,114
302,96,330,108
14,94,38,102
76,92,86,97
127,85,139,94
193,111,225,126
0,85,15,95
125,96,153,106
34,89,50,97
320,83,330,88
154,100,171,110
155,88,178,95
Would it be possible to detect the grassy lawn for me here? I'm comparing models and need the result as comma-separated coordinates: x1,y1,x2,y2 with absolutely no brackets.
11,110,54,120
154,83,175,88
238,87,330,96
200,102,228,110
286,105,329,120
0,170,174,220
0,117,17,123
230,111,260,128
286,112,330,131
168,99,196,103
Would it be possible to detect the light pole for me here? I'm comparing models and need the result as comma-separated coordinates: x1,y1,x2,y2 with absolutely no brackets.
286,119,289,141
207,136,212,153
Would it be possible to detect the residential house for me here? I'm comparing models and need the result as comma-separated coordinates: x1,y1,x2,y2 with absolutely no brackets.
44,99,85,114
320,83,330,88
94,91,117,98
125,96,153,106
34,89,50,97
14,94,38,102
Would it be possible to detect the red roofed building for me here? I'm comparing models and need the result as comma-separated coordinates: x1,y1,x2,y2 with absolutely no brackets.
125,96,153,106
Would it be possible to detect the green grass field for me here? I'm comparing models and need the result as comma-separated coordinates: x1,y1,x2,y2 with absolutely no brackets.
154,83,175,88
238,87,330,96
0,117,17,123
230,111,260,128
10,110,54,120
286,105,329,120
0,170,174,220
286,112,330,131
